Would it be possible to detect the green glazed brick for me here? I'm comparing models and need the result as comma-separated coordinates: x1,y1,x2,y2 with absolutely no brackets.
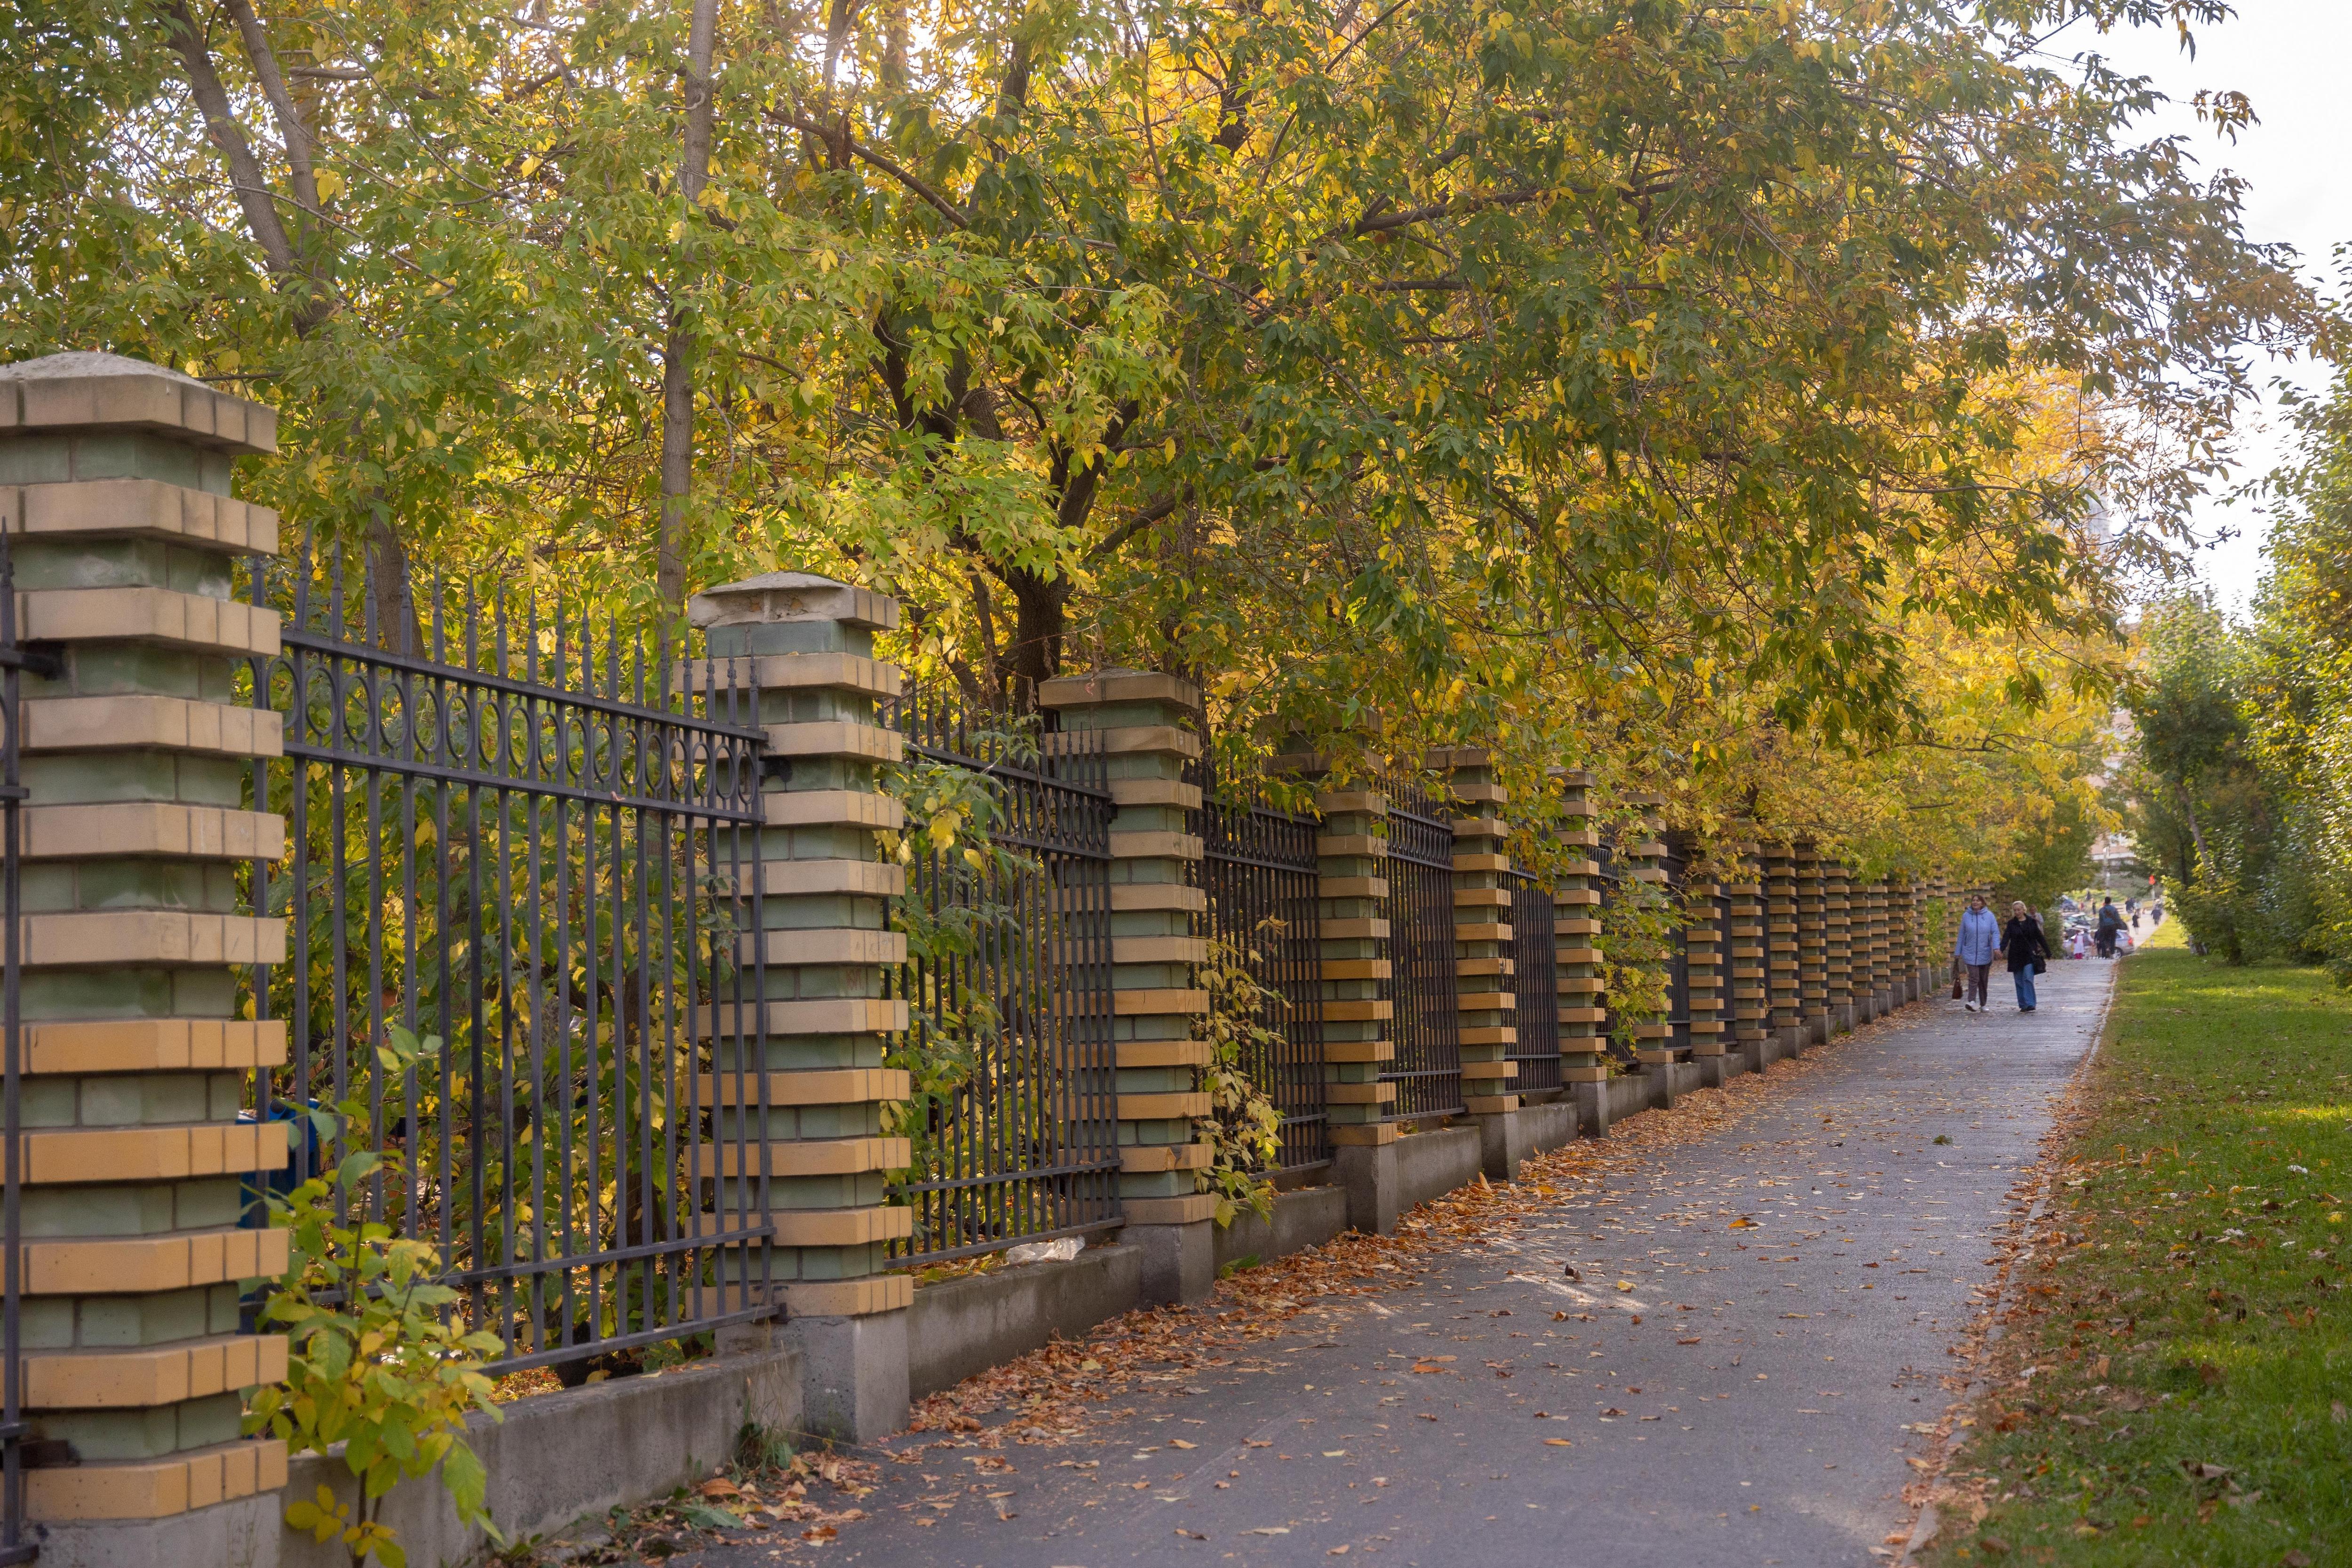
707,618,871,660
20,1297,72,1352
754,896,890,933
44,859,239,915
23,970,179,1019
71,1071,215,1129
72,1285,212,1350
174,1177,247,1232
752,1035,885,1073
37,1405,181,1463
20,1184,179,1239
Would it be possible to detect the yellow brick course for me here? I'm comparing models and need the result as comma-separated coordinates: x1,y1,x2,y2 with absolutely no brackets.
691,1068,911,1106
20,586,280,657
22,802,284,861
765,1206,914,1247
15,477,278,554
23,911,286,969
1116,1090,1209,1120
25,1225,287,1295
777,1275,912,1317
28,1437,288,1523
22,695,281,759
26,1018,286,1075
24,1119,289,1184
25,1332,287,1409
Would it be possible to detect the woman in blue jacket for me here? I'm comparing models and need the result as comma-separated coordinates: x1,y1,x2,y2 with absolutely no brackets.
1954,893,2001,1012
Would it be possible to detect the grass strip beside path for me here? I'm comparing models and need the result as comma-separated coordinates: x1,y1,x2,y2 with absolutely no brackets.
1924,936,2352,1567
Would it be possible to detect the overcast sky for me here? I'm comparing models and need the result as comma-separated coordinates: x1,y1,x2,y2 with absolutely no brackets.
2076,2,2352,611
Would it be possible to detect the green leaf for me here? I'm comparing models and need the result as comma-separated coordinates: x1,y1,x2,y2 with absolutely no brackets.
441,1441,492,1529
679,1501,744,1532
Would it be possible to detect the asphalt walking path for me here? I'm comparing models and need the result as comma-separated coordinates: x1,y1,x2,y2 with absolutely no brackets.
712,961,2115,1568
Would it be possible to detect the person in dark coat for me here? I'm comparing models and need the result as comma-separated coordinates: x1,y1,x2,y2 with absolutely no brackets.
2001,900,2050,1011
2095,898,2124,958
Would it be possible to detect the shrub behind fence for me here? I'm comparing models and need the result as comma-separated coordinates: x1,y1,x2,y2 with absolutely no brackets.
1382,774,1463,1120
1195,763,1330,1170
879,685,1120,1265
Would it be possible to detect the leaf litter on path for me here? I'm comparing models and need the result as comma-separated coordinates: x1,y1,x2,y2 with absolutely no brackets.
573,1037,1868,1561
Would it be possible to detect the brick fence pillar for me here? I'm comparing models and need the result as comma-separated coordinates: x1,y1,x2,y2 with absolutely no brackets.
1038,670,1217,1302
1684,868,1731,1087
688,573,912,1441
1825,861,1856,1033
1796,844,1829,1045
1314,782,1399,1232
1726,844,1769,1071
1549,772,1610,1136
1438,749,1516,1121
1620,799,1680,1108
1438,750,1532,1178
1865,877,1892,1016
1892,872,1918,1004
0,353,291,1557
1763,841,1803,1056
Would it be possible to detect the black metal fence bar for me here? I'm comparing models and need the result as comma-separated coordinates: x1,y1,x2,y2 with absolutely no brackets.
0,544,29,1564
242,546,771,1376
1663,839,1692,1052
1381,776,1462,1120
1504,870,1561,1093
881,686,1120,1265
1197,778,1329,1170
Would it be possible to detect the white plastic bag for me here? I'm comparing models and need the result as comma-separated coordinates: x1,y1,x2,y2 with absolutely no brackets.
1003,1236,1084,1266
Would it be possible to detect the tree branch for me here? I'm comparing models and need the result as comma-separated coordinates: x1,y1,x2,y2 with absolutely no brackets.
1350,185,1547,238
762,108,969,227
220,0,320,219
160,0,306,292
1084,489,1188,564
657,0,720,617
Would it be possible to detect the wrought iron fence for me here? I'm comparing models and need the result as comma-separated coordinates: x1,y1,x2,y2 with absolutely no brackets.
1194,763,1329,1170
1504,869,1560,1094
1382,775,1462,1121
239,545,772,1376
0,542,32,1563
880,685,1119,1265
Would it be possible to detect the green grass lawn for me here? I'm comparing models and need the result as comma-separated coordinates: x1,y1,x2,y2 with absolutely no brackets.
1926,937,2352,1567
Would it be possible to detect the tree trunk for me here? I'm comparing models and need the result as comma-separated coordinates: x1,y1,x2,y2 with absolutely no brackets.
1003,570,1068,708
657,0,721,619
366,510,424,656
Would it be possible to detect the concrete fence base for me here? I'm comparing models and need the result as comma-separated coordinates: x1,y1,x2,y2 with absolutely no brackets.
910,1245,1146,1400
1477,1099,1579,1178
34,1345,807,1568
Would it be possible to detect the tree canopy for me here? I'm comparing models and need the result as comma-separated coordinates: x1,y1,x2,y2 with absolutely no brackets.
1,0,2312,872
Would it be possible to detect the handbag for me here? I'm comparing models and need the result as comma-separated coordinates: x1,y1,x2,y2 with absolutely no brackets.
1950,956,1963,1000
2033,955,2049,975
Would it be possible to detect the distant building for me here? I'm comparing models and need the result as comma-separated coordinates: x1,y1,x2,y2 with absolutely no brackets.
2090,831,2137,891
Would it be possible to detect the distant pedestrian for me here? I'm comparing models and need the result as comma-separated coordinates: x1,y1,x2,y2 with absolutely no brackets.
2001,900,2050,1012
1954,893,1999,1012
2095,898,2124,959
